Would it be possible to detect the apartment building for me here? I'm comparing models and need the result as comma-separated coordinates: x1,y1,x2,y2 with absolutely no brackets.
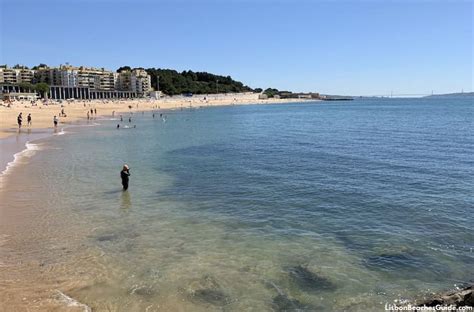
130,69,151,94
1,64,153,100
0,65,35,84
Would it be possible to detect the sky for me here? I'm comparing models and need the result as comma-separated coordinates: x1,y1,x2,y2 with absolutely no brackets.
0,0,472,95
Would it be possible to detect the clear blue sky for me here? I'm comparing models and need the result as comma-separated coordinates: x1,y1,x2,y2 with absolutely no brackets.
1,0,472,95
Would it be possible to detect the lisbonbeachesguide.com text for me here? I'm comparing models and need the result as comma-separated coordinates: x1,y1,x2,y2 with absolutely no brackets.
385,304,473,311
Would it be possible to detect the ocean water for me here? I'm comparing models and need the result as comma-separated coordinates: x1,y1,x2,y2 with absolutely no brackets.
1,98,473,311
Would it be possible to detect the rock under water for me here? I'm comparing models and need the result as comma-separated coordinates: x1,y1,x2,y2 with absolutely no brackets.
363,252,423,271
414,285,473,308
271,294,316,312
287,265,337,292
183,275,232,307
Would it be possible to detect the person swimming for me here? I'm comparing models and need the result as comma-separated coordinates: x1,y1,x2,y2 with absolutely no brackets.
121,165,130,190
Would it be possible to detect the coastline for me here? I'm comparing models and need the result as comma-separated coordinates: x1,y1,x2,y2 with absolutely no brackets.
0,123,96,181
0,98,472,311
0,93,314,140
0,95,314,180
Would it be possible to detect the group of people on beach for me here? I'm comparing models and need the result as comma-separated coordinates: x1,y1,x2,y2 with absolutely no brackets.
86,108,98,120
17,112,58,129
16,112,31,128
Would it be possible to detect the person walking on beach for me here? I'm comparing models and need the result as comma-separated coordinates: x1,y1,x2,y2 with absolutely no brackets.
121,165,130,190
27,113,32,126
17,113,23,128
87,111,90,120
53,115,58,127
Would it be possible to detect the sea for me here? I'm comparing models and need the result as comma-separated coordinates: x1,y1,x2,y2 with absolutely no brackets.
0,97,473,311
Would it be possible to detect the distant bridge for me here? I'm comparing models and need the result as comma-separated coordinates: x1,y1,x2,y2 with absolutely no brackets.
360,92,435,98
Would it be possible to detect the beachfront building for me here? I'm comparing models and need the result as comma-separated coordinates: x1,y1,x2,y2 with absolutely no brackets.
0,65,35,84
33,65,151,100
130,69,152,96
116,68,152,97
0,64,153,100
0,66,36,99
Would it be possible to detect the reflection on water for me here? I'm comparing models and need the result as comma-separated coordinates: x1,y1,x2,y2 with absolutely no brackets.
0,99,473,311
120,190,131,210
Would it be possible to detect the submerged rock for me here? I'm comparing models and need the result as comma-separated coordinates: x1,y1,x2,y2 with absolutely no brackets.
414,285,474,308
130,284,157,298
271,294,314,312
363,252,423,272
96,233,119,242
266,280,320,311
287,265,337,292
184,275,232,306
193,288,230,306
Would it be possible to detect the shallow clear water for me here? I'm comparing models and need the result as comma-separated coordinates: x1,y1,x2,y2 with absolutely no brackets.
1,98,473,311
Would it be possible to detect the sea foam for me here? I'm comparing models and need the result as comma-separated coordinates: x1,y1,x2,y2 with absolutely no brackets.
55,290,91,312
0,142,43,181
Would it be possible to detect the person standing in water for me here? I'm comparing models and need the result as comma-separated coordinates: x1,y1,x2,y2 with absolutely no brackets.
121,165,130,190
27,113,32,126
53,115,58,127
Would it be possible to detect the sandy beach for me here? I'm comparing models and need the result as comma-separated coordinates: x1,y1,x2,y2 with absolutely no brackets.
0,93,309,139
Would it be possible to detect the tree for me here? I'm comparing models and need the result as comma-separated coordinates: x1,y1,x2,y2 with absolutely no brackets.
19,82,34,92
116,66,131,73
32,63,48,70
254,88,263,93
34,83,50,98
145,68,254,95
264,88,279,98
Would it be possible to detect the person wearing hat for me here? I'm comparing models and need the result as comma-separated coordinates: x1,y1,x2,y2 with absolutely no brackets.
121,165,131,190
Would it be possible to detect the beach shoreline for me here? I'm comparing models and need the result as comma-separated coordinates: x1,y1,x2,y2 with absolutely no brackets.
0,98,472,311
0,95,314,177
0,95,314,178
0,93,314,140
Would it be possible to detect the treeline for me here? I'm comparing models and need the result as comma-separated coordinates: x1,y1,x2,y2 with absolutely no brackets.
117,67,255,95
17,82,50,97
144,68,254,96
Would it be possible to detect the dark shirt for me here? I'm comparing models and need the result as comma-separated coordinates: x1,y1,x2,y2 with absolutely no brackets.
121,170,130,183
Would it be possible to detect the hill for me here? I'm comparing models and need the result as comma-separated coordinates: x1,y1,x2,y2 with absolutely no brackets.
144,68,254,96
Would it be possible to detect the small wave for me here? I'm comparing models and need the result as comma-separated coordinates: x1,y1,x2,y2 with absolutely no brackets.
0,142,43,178
55,290,91,312
98,117,119,121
